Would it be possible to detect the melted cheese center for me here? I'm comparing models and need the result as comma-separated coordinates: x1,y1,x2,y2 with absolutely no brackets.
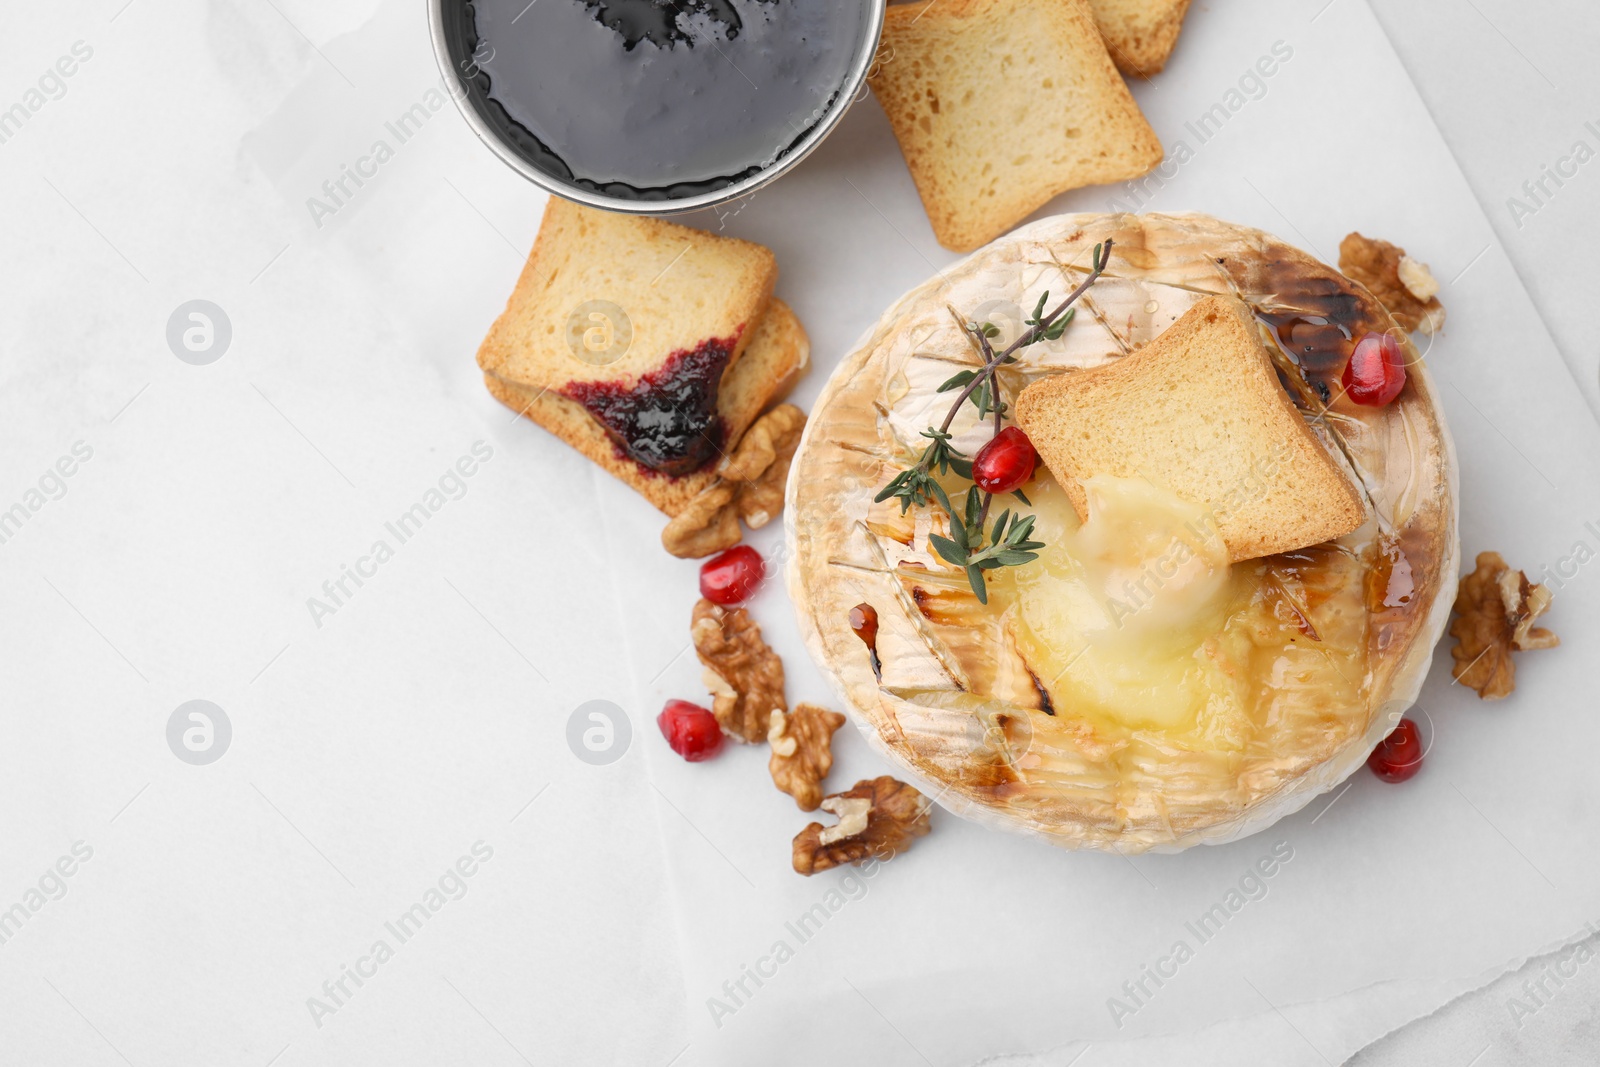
994,473,1370,756
1012,477,1243,734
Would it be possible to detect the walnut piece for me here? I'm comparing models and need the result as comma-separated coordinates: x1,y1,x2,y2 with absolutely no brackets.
660,405,807,558
1449,551,1559,700
722,403,806,530
1339,232,1447,336
819,796,871,843
768,703,847,811
1398,255,1440,302
691,598,786,742
661,482,741,559
792,776,932,876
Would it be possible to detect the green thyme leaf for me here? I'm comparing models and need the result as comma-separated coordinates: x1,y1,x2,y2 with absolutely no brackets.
967,565,988,604
1043,307,1075,340
929,534,967,569
872,470,907,503
953,518,973,553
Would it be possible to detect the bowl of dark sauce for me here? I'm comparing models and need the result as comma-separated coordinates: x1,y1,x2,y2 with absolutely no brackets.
430,0,886,212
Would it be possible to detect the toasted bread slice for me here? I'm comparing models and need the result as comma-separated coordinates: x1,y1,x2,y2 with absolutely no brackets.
1088,0,1192,77
486,298,809,517
869,0,1163,253
1015,296,1368,562
477,198,776,476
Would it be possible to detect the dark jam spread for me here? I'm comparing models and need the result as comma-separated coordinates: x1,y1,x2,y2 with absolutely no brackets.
560,333,737,476
459,0,867,197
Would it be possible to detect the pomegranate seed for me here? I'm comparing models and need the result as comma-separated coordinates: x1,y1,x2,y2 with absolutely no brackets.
1368,717,1423,782
972,426,1038,494
657,700,724,762
1342,331,1407,407
699,545,765,605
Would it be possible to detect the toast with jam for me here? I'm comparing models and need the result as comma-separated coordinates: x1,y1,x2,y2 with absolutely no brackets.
477,200,807,516
484,297,808,516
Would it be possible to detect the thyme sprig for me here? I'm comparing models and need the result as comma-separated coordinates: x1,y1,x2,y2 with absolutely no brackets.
873,239,1115,602
928,492,1046,604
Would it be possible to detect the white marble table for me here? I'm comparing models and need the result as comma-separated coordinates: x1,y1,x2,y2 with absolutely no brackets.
0,2,1596,1066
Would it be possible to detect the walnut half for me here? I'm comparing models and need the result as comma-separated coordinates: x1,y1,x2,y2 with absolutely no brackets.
792,776,932,876
661,482,741,559
768,703,847,811
692,598,786,742
661,405,806,558
1449,551,1559,700
1339,232,1447,336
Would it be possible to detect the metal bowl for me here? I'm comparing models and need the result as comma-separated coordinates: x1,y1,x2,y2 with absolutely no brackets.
428,0,887,215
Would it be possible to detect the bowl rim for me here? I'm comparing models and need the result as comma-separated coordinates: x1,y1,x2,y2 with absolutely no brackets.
427,0,888,215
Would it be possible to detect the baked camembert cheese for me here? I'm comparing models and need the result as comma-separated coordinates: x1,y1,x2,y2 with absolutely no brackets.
786,213,1459,853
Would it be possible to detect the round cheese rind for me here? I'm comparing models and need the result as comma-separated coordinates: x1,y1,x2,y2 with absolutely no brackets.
785,212,1459,853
